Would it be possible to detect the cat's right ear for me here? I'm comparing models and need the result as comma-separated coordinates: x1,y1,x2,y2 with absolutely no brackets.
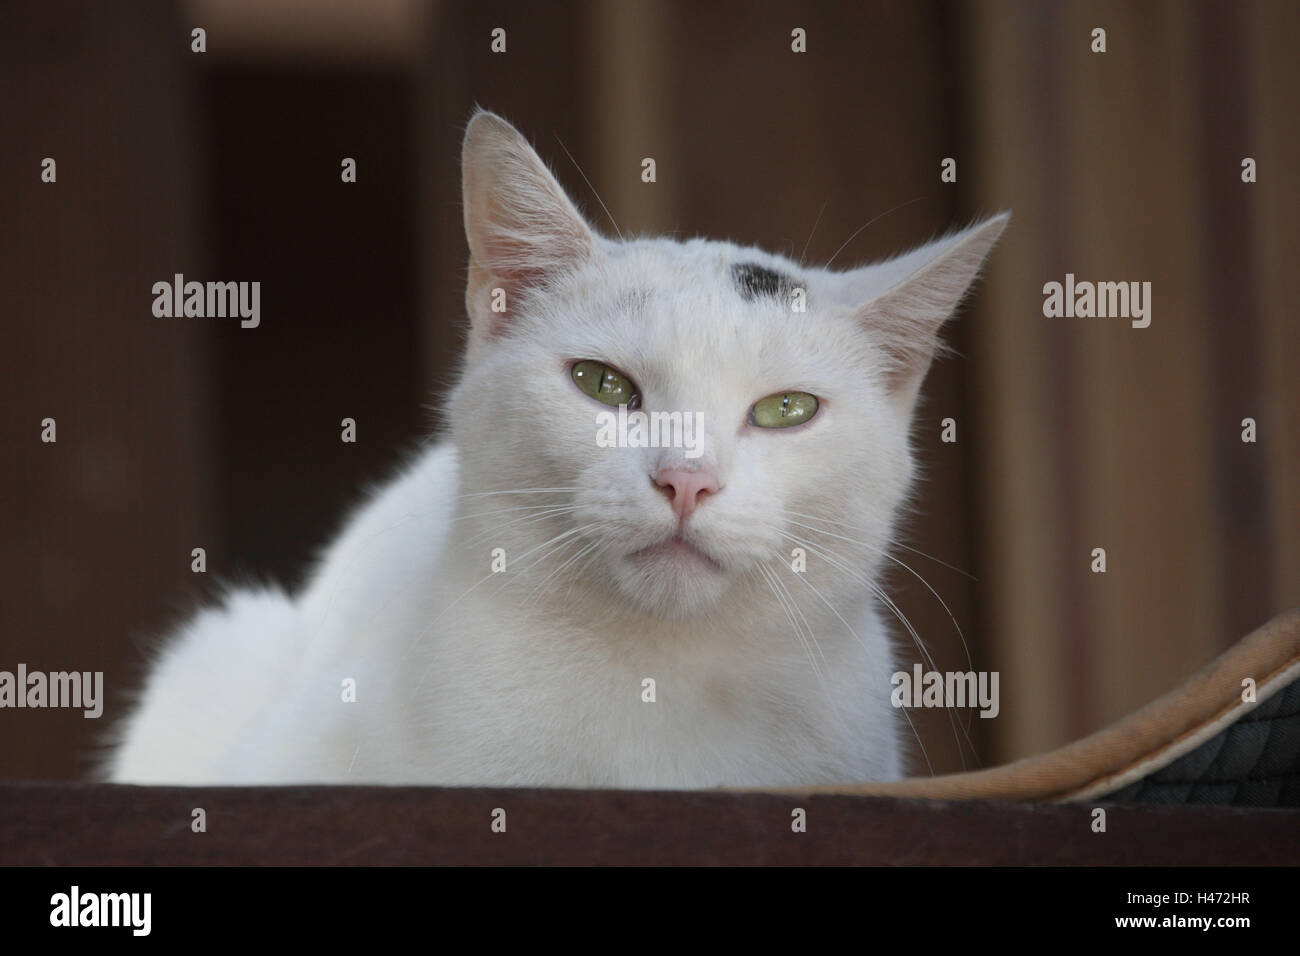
849,213,1009,407
461,110,597,340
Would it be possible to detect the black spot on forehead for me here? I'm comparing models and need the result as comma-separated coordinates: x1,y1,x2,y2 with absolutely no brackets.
732,262,800,302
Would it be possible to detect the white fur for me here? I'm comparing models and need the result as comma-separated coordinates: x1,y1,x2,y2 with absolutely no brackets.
108,112,1007,787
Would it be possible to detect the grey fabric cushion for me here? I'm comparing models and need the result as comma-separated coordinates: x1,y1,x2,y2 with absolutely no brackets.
1108,676,1300,806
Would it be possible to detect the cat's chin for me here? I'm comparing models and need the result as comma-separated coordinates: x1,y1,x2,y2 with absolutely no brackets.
627,535,724,574
608,534,732,616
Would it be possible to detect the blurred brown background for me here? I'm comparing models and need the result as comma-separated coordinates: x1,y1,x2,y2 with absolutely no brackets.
1,0,1296,780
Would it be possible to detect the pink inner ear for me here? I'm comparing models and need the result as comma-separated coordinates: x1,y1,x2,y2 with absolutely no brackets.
462,116,601,340
857,300,945,393
868,317,941,392
848,216,1009,394
467,218,591,341
480,234,552,291
881,337,938,392
468,185,592,300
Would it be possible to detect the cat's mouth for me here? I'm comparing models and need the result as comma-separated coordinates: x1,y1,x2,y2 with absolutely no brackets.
628,534,724,573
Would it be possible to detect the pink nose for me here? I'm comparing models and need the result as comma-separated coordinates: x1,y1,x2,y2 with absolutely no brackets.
654,467,720,521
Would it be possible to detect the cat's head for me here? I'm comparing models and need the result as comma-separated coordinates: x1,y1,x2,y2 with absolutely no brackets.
451,110,1007,619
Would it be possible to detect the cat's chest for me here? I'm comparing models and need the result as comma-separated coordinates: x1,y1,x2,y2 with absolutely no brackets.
407,616,861,786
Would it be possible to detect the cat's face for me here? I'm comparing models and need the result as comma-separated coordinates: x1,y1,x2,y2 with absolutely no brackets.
452,111,1007,618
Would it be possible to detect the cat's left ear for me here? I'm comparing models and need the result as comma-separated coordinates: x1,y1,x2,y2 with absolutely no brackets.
461,110,598,341
851,213,1010,403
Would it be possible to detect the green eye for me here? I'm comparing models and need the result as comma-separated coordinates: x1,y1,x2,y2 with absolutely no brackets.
572,360,640,407
750,391,819,429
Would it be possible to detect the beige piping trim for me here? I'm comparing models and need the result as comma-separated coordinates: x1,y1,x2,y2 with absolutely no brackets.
748,608,1300,802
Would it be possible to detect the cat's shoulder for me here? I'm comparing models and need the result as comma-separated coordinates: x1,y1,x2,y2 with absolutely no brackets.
298,442,459,614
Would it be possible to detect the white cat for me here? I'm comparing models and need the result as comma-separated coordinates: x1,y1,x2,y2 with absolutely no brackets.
108,111,1008,788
